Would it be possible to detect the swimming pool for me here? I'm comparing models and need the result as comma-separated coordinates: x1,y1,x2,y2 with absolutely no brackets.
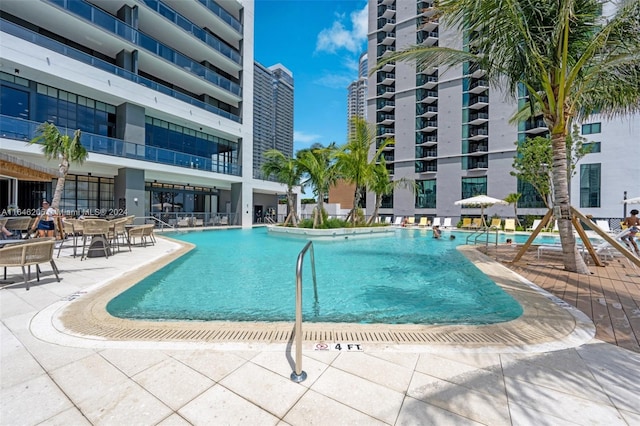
107,228,525,325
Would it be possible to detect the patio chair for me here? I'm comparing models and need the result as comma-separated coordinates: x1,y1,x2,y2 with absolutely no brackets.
384,217,392,224
0,238,60,290
526,219,543,232
489,218,502,229
57,219,81,258
470,218,483,229
129,224,156,247
80,219,111,260
4,216,33,239
108,217,131,253
406,217,416,227
432,217,442,227
460,218,472,229
442,218,452,228
418,217,429,228
219,216,229,226
177,217,191,227
393,216,403,226
504,219,516,232
595,220,613,234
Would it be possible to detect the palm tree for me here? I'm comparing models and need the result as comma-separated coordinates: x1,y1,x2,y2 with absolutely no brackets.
261,149,301,227
380,0,640,274
335,117,391,226
367,162,415,225
296,143,338,228
504,193,522,228
29,122,88,212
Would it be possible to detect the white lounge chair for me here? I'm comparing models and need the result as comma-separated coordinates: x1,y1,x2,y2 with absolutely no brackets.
432,217,441,227
442,218,452,228
527,219,543,232
393,216,403,226
595,220,613,234
384,217,392,224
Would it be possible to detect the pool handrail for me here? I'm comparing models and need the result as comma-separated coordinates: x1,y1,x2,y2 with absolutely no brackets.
291,240,317,383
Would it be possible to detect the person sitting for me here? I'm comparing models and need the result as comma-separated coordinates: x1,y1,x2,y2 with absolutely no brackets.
432,225,441,239
31,200,56,238
622,209,640,255
1,224,13,239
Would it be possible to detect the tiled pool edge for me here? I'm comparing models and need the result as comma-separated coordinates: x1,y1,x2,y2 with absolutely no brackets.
30,239,596,353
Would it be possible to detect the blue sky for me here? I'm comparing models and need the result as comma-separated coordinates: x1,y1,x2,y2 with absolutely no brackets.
254,0,368,153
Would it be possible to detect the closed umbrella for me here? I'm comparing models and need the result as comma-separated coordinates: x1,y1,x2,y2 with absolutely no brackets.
454,195,508,228
622,196,640,204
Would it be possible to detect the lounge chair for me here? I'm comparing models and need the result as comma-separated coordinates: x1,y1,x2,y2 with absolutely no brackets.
393,216,403,226
470,218,483,229
432,217,441,228
219,216,229,226
504,219,516,232
0,238,60,290
537,243,585,259
460,218,472,229
406,217,416,227
384,217,392,224
552,221,559,232
595,220,613,234
489,218,502,229
177,217,191,227
442,218,452,228
527,219,543,232
418,217,429,228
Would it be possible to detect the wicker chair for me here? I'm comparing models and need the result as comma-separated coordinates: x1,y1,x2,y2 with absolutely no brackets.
0,238,60,290
80,219,111,260
128,224,156,247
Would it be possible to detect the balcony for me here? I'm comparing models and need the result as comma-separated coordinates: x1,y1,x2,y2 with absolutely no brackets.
380,113,395,125
416,134,438,146
1,18,240,122
420,17,439,32
416,148,437,159
378,18,396,32
418,30,439,46
417,75,438,89
418,90,438,104
377,100,395,112
381,62,396,72
468,143,488,155
468,112,489,125
418,120,438,132
469,128,489,141
416,160,438,174
525,118,548,134
1,115,241,176
469,63,486,78
417,105,438,118
380,4,396,19
469,95,489,110
377,127,395,138
469,161,488,170
378,86,396,99
380,45,396,58
379,31,396,45
468,79,489,94
379,72,396,85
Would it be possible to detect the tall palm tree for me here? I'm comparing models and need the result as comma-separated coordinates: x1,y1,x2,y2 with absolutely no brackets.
367,162,415,225
29,122,88,212
380,0,640,274
296,143,338,228
261,149,301,226
335,117,391,226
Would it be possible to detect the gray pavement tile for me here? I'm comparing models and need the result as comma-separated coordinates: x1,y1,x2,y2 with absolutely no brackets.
367,351,419,369
37,407,92,425
331,351,413,393
179,384,279,425
508,402,586,426
155,413,193,426
397,396,484,425
171,350,249,382
0,374,73,425
310,365,405,424
100,347,170,377
249,350,330,388
283,389,386,426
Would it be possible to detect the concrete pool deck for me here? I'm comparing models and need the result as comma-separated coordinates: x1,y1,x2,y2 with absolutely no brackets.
1,233,639,425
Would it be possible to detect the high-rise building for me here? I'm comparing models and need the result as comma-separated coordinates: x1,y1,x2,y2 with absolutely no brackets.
347,53,369,140
253,62,294,177
367,0,638,222
0,0,290,226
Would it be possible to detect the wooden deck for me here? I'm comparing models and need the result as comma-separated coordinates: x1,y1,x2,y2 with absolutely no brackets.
483,244,640,353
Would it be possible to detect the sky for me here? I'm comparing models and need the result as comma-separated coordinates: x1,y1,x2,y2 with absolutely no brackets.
253,0,368,153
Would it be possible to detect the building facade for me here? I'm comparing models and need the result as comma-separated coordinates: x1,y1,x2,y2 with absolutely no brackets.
253,62,294,179
0,0,291,226
367,0,639,224
347,52,369,140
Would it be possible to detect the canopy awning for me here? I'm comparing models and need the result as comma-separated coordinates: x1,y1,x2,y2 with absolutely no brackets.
0,153,56,182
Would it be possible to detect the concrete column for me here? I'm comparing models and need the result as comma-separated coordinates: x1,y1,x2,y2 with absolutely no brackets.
115,168,145,219
231,182,253,228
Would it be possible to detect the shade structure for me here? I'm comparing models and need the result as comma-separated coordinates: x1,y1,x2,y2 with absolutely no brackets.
622,196,640,204
454,195,508,228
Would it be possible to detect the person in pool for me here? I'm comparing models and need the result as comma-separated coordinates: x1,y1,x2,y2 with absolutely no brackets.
432,225,441,239
622,209,640,255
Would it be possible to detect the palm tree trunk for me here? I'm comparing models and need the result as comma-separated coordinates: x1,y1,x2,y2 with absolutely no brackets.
51,159,69,211
551,132,590,274
367,195,382,225
287,190,298,227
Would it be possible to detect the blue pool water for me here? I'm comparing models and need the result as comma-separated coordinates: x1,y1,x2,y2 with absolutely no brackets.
107,228,527,325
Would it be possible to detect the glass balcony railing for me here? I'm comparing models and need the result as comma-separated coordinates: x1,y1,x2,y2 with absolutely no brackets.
140,0,241,64
197,0,242,34
46,0,242,97
2,18,240,122
0,116,241,176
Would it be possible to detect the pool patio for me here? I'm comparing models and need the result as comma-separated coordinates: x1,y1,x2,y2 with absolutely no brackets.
1,233,639,425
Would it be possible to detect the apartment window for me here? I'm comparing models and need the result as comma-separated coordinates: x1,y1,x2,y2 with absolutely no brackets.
461,176,487,201
581,122,601,135
583,142,601,153
416,180,436,208
580,164,601,208
517,180,546,208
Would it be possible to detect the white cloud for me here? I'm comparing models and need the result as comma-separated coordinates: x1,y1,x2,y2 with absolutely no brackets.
316,4,368,54
314,73,353,89
294,130,321,144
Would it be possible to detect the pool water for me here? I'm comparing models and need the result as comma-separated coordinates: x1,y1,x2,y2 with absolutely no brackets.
107,228,525,325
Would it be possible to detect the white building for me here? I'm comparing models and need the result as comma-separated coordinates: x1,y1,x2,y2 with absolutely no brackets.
367,0,639,224
0,0,291,226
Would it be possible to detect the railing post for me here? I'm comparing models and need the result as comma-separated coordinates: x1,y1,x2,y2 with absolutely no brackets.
291,241,316,383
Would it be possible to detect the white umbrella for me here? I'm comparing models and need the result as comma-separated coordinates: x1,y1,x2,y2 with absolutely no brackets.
622,196,640,204
454,195,508,228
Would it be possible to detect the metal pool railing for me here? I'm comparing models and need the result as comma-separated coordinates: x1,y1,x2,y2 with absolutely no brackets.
291,241,318,383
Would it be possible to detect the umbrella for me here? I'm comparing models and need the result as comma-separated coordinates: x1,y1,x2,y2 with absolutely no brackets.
622,196,640,204
454,195,508,228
